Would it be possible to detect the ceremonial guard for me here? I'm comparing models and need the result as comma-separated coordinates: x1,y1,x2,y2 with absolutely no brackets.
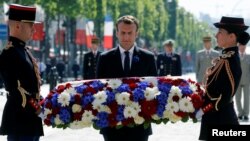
235,31,250,121
83,37,101,79
196,16,249,140
195,36,220,84
157,39,182,76
0,4,44,141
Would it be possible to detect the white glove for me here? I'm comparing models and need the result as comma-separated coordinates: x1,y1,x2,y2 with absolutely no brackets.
38,112,45,121
195,109,204,120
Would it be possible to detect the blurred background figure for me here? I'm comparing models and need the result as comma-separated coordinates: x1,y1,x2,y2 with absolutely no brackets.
56,58,65,82
82,37,101,79
37,58,46,84
195,36,220,84
157,39,182,76
71,60,80,80
235,31,250,121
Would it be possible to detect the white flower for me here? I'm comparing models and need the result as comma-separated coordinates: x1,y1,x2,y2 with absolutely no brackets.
152,114,161,120
189,83,197,92
144,87,160,101
108,79,122,89
92,104,111,113
141,77,158,86
54,114,63,125
115,92,131,105
92,91,107,105
168,86,182,103
165,101,179,113
179,97,195,113
134,116,145,125
124,106,137,118
43,108,52,116
57,91,71,107
65,87,77,96
69,121,84,129
130,102,141,113
82,110,95,124
168,112,182,123
72,104,82,113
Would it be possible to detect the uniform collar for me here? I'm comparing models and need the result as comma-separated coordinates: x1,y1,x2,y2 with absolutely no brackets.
8,36,26,48
222,46,238,54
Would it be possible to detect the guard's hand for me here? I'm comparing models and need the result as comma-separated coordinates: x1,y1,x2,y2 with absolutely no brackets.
195,109,204,120
38,110,45,120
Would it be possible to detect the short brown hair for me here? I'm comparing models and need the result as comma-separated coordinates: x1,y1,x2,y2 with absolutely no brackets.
116,15,139,31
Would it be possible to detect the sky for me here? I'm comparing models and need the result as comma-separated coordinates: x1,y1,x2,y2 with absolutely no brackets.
178,0,250,20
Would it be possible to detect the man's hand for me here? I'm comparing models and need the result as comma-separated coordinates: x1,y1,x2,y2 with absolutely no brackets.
195,109,204,120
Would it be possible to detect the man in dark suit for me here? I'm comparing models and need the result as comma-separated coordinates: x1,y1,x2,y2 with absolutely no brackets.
83,37,101,79
157,39,182,76
97,15,157,141
0,4,43,141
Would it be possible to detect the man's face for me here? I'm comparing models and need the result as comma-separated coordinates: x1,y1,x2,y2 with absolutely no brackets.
116,22,138,50
164,44,173,53
239,44,246,53
20,22,35,41
204,41,212,50
91,43,98,51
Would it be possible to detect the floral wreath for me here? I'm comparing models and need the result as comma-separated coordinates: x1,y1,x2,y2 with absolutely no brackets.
42,76,204,130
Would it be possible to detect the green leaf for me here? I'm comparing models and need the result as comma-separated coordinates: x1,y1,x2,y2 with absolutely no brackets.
162,118,169,124
92,124,101,130
181,116,189,122
115,125,123,129
143,122,150,129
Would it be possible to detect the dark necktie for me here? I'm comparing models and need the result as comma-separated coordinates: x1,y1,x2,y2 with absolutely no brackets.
124,51,130,75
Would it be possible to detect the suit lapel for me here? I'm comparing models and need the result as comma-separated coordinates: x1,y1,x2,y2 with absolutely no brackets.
130,47,141,75
113,47,125,76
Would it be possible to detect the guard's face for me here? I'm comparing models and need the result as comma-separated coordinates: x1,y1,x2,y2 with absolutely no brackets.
164,44,173,53
20,22,35,41
91,43,99,51
116,22,138,50
215,28,234,48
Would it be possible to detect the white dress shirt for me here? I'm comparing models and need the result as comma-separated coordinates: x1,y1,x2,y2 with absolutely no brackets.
119,45,135,69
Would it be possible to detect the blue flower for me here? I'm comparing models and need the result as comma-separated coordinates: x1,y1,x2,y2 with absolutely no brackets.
93,112,109,128
59,108,71,123
158,83,171,93
137,81,150,90
51,93,59,107
75,84,88,94
116,84,130,92
105,90,115,104
156,104,166,117
133,88,145,102
132,55,140,63
179,86,193,95
90,80,105,91
81,94,94,106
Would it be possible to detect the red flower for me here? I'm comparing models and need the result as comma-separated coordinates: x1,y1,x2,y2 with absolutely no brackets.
57,85,65,93
172,95,180,102
190,94,203,109
44,118,51,125
73,113,82,121
52,107,60,115
175,111,187,117
65,83,72,89
45,101,52,109
108,114,118,127
122,118,134,126
140,100,157,120
129,83,138,90
84,87,96,94
74,94,81,104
